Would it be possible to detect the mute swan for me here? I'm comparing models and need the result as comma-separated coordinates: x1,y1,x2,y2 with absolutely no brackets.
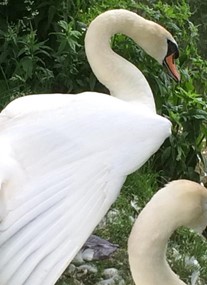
128,180,207,285
0,9,179,285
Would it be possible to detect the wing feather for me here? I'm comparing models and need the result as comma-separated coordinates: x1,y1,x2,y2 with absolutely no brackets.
0,93,171,284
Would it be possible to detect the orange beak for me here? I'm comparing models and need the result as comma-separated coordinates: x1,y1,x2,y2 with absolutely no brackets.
164,53,180,82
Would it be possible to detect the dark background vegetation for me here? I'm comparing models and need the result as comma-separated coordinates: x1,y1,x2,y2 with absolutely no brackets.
0,0,207,184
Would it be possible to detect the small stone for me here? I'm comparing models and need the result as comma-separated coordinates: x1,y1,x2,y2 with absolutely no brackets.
77,264,98,274
185,256,200,269
82,248,94,261
118,280,126,285
73,251,84,264
191,270,200,285
67,264,76,274
96,278,116,285
103,268,119,278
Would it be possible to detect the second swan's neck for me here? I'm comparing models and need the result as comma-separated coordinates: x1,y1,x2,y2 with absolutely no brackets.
85,9,155,112
128,196,186,285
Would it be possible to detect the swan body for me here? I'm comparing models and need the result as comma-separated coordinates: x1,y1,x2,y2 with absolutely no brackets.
128,180,207,285
0,9,179,285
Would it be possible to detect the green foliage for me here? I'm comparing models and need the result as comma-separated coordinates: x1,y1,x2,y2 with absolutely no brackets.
138,1,207,182
0,20,53,107
157,85,207,181
187,0,207,59
0,0,95,107
168,228,207,285
51,19,85,92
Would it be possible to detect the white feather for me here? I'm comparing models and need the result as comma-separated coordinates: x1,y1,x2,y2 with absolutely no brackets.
0,92,170,284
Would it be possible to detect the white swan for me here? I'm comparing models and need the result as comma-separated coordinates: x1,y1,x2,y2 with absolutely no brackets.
128,180,207,285
0,9,179,285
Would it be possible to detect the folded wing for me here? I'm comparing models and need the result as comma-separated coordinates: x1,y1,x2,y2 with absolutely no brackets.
0,93,171,284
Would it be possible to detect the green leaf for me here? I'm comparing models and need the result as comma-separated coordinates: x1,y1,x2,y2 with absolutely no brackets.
21,57,33,79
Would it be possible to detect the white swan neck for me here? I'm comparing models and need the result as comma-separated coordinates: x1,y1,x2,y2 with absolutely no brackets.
128,198,186,285
85,9,155,112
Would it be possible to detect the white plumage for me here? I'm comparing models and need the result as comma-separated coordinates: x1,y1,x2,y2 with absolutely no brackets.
0,9,179,285
128,180,207,285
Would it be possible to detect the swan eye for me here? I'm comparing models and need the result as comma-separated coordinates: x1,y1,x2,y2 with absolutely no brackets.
202,226,207,239
166,39,179,59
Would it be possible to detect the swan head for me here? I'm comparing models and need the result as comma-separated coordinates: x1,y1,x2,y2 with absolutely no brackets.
161,180,207,236
134,19,180,82
128,180,207,285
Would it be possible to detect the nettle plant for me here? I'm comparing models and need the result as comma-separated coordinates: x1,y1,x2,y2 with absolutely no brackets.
0,1,53,107
141,1,207,183
0,0,93,107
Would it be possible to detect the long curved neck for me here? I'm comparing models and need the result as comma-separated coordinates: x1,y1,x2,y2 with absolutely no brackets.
128,198,186,285
85,10,156,112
